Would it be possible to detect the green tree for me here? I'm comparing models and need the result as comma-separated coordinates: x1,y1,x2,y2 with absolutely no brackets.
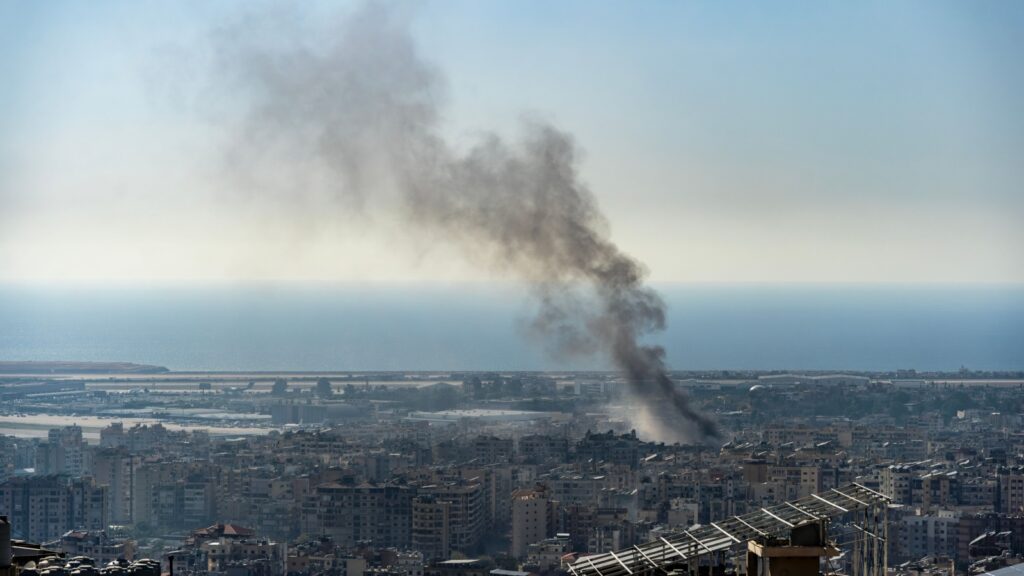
426,383,459,410
316,378,334,398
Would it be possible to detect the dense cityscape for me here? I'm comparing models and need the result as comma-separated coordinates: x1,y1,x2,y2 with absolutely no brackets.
3,366,1024,576
3,3,1022,576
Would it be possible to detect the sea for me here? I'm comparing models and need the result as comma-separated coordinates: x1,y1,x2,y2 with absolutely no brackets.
1,283,1022,372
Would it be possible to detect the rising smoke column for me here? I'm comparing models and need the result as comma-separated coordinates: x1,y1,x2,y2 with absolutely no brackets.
212,2,719,442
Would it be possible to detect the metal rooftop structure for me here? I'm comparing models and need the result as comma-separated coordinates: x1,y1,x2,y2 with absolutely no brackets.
568,483,890,576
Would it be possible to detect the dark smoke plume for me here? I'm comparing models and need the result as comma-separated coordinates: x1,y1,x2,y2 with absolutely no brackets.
211,2,718,442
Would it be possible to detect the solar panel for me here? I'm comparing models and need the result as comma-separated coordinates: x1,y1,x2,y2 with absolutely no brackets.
568,483,889,576
981,564,1024,576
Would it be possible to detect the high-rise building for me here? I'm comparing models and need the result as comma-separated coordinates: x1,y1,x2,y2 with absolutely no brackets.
311,483,414,550
35,426,86,477
998,469,1024,513
511,485,557,558
470,436,513,466
420,482,484,556
91,448,135,524
575,430,642,470
132,460,218,530
99,423,127,449
0,437,17,482
0,475,107,542
898,511,961,560
412,495,450,561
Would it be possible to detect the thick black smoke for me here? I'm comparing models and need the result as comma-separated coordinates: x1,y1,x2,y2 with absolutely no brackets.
211,2,718,442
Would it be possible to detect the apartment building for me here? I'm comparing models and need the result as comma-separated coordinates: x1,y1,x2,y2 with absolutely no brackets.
312,483,415,550
0,475,107,542
412,495,450,561
511,485,557,558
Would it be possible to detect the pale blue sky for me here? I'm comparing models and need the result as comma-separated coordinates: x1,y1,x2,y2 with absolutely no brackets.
1,1,1022,283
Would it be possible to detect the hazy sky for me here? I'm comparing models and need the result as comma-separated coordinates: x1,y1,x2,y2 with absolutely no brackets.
2,0,1022,284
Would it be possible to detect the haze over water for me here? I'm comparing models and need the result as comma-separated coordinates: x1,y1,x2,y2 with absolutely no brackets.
2,283,1021,373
